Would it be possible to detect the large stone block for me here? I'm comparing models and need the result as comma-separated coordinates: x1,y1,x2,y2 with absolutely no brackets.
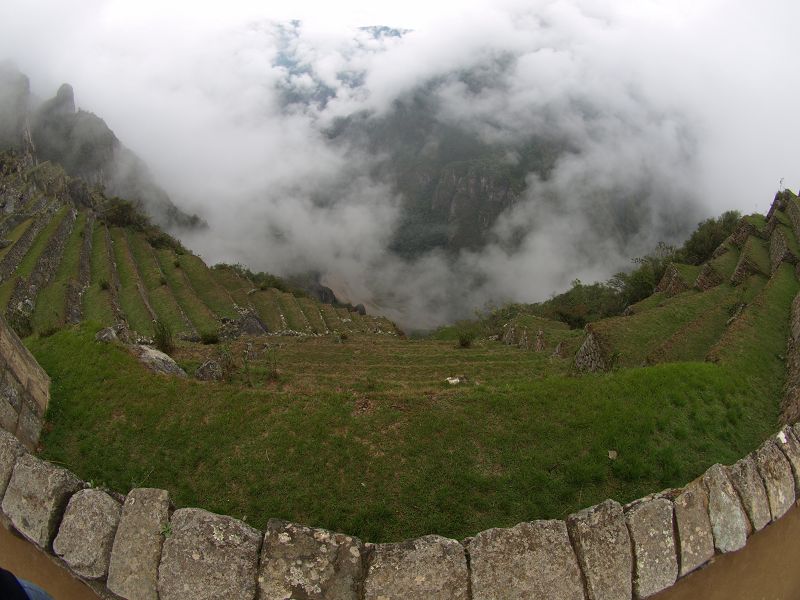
673,479,714,576
468,520,584,600
625,498,677,598
107,488,171,600
726,455,770,532
0,395,18,433
703,463,748,553
754,439,795,521
566,499,632,600
0,428,24,499
15,401,41,450
774,426,800,491
1,453,83,549
53,488,122,579
157,508,262,600
258,519,363,600
364,535,469,600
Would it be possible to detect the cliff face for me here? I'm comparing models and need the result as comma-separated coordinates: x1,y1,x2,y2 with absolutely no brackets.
0,64,30,152
0,66,202,231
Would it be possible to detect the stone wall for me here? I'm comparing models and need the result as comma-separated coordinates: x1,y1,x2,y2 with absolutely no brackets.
0,313,49,449
4,305,800,599
769,227,797,274
655,264,691,297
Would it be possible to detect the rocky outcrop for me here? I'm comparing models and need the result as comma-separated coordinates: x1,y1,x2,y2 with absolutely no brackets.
130,345,187,378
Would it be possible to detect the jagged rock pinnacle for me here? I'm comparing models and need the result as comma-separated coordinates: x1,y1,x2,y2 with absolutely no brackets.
54,83,75,114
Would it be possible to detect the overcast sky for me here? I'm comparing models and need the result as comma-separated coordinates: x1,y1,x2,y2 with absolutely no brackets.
1,0,798,327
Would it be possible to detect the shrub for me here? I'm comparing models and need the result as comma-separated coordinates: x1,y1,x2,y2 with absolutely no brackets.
200,330,220,345
457,330,477,348
153,318,174,354
99,279,110,291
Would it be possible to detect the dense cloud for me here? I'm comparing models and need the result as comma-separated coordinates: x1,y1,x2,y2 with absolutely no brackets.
1,0,798,328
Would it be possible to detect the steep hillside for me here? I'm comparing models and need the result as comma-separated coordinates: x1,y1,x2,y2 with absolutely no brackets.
0,151,398,341
12,156,798,542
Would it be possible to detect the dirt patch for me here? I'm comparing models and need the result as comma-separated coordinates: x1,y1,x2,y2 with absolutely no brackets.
0,520,99,600
654,502,800,600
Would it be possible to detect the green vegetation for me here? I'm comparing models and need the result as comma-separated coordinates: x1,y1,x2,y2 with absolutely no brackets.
109,228,154,336
31,318,784,542
82,223,116,325
126,231,189,335
155,248,219,337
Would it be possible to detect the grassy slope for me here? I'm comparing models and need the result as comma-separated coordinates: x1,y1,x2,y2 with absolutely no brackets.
179,255,239,320
155,248,219,337
297,297,328,333
109,228,154,337
592,285,733,367
32,312,786,543
82,223,116,326
648,275,765,364
31,212,87,332
249,290,283,332
126,232,189,334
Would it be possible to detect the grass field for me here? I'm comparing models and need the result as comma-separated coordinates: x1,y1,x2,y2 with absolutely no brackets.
30,313,788,542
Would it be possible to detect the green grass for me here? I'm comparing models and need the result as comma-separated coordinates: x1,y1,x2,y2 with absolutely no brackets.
592,285,734,367
709,242,741,280
82,223,116,326
248,289,284,332
179,256,239,320
648,275,766,364
319,303,345,331
740,236,770,275
31,212,87,333
109,228,154,337
31,322,785,543
297,297,328,333
155,248,219,337
673,263,702,284
208,265,253,309
126,232,190,335
744,213,767,230
274,290,308,331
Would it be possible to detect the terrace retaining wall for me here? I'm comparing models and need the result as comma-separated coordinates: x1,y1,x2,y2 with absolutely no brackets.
3,314,800,598
0,313,49,449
